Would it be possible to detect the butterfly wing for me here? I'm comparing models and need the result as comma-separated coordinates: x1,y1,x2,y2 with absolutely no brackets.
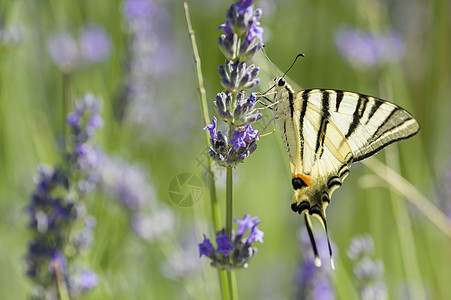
274,89,354,215
305,89,420,161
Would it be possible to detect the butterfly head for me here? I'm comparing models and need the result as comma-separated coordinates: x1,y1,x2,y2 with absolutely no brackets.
276,77,286,87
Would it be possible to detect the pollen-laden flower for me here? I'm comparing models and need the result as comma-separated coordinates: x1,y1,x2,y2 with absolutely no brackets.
204,117,259,168
198,214,264,270
47,25,111,73
348,235,388,300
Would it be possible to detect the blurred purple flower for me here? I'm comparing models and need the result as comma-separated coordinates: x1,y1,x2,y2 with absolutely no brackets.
80,26,111,63
347,233,374,261
348,235,387,300
47,31,79,72
69,269,99,298
47,26,111,72
99,155,174,241
334,25,405,70
295,229,335,300
0,23,24,47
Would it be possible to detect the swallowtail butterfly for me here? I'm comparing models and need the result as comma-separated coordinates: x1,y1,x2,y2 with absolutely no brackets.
271,75,420,268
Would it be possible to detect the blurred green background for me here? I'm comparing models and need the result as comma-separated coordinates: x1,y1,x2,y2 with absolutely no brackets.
1,0,450,299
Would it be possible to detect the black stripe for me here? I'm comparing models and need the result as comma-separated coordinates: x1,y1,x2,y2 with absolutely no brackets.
288,87,294,119
335,90,344,112
327,176,342,190
345,95,368,139
354,122,419,161
299,90,311,162
314,91,330,156
366,100,383,125
370,107,399,142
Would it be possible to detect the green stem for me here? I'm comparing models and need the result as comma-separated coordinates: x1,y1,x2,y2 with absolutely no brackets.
226,167,233,237
62,72,71,145
184,3,226,299
226,126,237,299
227,270,238,300
184,2,221,231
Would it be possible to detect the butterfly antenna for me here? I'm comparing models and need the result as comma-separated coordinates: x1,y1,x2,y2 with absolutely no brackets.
282,53,305,79
304,213,322,267
261,45,282,76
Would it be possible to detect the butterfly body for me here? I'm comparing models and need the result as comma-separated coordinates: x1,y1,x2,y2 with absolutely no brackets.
272,77,420,267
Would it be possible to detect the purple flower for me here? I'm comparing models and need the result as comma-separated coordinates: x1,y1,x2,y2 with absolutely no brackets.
335,28,379,68
246,23,263,42
295,229,336,299
203,117,217,140
216,235,235,256
47,26,111,72
334,25,405,70
199,234,214,257
229,128,246,150
73,269,99,291
234,214,260,236
247,226,264,244
47,31,79,72
347,234,374,261
244,124,259,143
79,26,111,63
348,235,387,300
217,0,263,61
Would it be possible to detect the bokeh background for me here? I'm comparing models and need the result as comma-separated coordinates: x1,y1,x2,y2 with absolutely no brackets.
1,0,450,299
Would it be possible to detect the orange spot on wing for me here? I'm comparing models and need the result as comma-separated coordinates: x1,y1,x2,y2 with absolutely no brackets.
292,173,311,186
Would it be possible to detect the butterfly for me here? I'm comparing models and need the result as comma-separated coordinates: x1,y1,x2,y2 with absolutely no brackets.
270,75,420,268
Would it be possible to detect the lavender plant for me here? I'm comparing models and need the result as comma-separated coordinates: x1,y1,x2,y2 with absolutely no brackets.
347,234,388,300
25,94,103,299
199,0,264,264
199,214,264,270
186,1,264,297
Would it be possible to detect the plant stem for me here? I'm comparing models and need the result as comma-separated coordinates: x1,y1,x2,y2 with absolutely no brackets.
184,3,226,299
183,2,221,231
363,158,451,239
227,270,238,300
62,72,71,147
226,167,233,237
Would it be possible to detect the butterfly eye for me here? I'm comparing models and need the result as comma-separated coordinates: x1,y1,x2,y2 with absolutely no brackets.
278,78,286,87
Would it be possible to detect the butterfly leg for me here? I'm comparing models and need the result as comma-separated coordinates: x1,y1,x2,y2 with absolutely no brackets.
258,117,276,137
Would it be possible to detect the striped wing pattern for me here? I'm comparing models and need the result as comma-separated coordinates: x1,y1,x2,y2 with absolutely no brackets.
272,78,420,266
305,89,420,161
